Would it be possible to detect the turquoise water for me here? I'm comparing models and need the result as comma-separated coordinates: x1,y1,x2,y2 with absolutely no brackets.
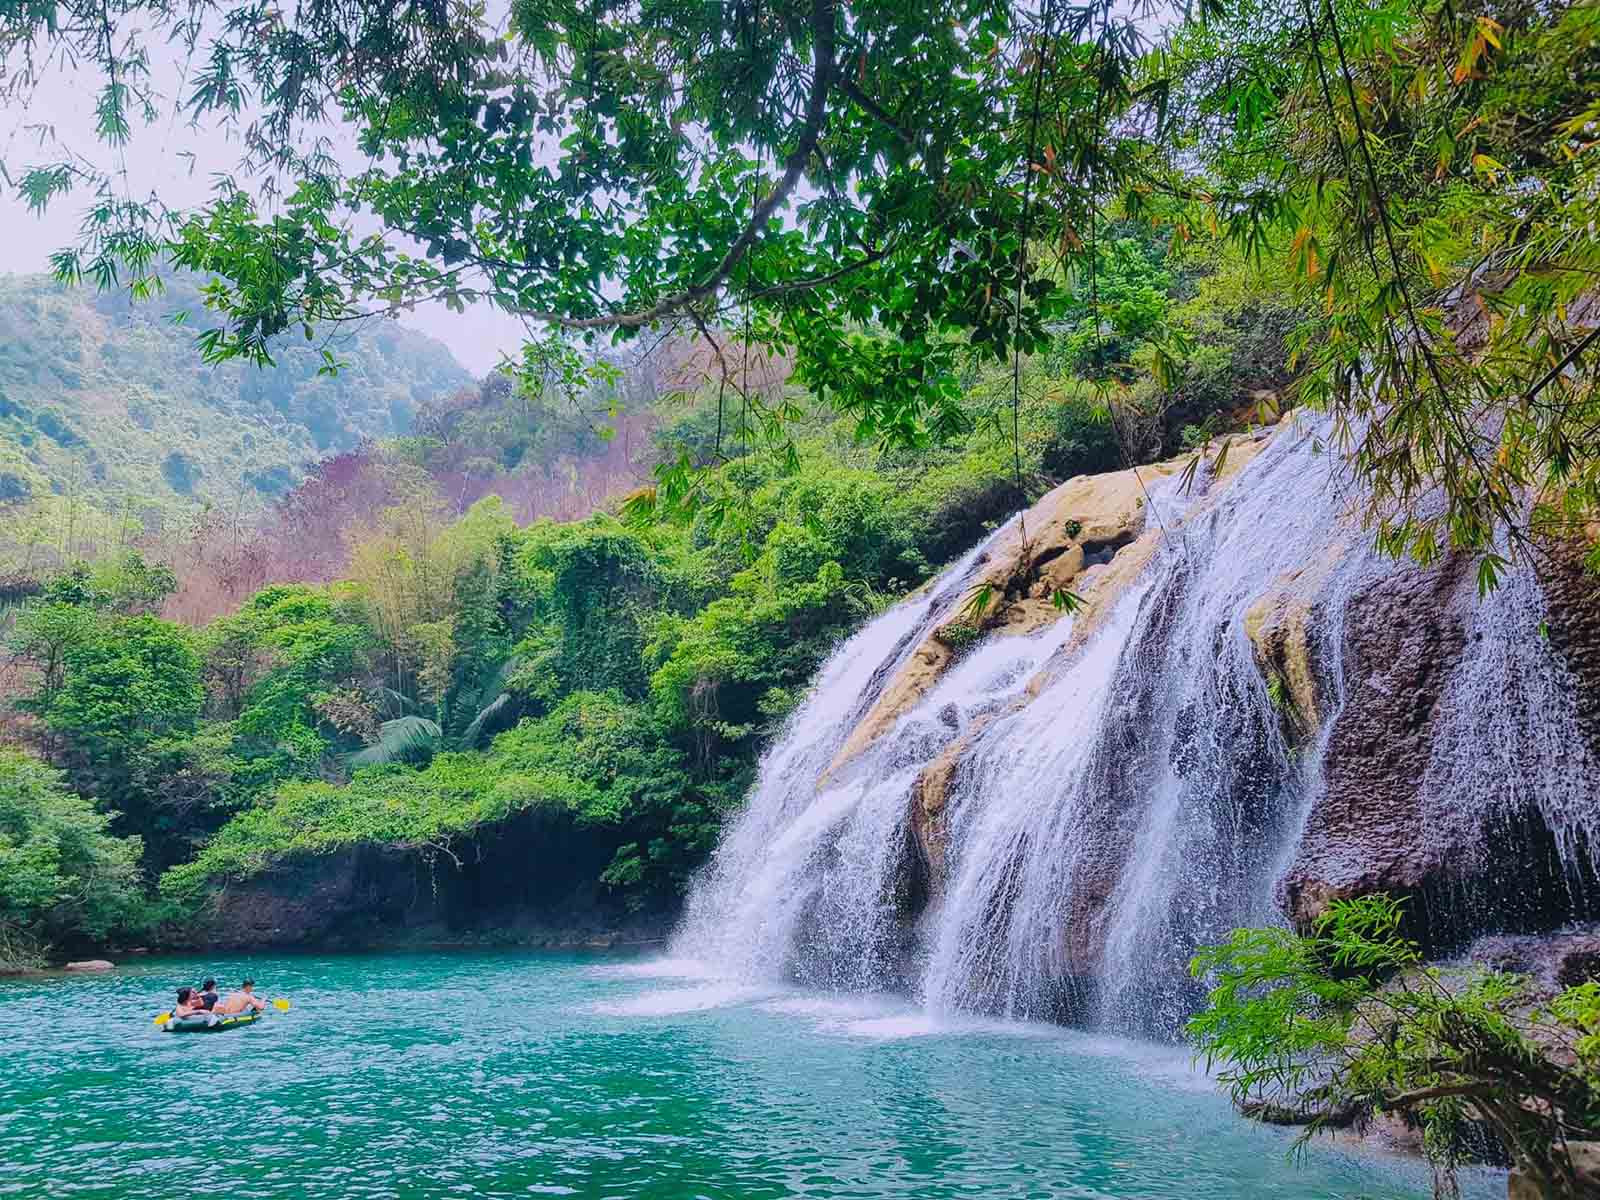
0,952,1487,1198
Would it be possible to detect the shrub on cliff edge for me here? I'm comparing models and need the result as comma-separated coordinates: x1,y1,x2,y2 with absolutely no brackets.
0,750,144,971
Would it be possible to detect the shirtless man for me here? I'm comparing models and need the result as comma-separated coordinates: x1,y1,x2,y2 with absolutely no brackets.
214,978,268,1016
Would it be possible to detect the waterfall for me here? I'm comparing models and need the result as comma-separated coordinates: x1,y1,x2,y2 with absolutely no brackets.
1412,566,1600,925
918,582,1150,1021
671,526,1016,985
671,416,1600,1037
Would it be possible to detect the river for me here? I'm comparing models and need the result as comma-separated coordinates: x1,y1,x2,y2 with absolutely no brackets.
0,951,1495,1198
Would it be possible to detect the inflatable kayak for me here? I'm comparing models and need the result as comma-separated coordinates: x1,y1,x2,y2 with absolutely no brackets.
162,1010,263,1033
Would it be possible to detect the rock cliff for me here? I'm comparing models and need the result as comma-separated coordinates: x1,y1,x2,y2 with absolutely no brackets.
184,811,676,952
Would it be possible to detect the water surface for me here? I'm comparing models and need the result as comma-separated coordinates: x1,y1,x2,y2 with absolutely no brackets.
0,952,1488,1198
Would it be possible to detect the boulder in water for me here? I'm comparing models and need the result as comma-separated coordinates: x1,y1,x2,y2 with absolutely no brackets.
64,960,114,971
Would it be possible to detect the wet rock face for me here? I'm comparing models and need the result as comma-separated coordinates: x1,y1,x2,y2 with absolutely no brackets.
1539,537,1600,762
1507,1141,1600,1200
1242,546,1346,735
190,811,678,950
198,849,372,948
1279,537,1600,952
894,442,1275,895
1279,558,1473,936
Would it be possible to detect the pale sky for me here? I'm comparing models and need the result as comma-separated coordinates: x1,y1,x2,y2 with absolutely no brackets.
0,52,529,377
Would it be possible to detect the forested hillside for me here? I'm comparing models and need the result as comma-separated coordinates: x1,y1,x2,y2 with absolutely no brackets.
0,272,468,558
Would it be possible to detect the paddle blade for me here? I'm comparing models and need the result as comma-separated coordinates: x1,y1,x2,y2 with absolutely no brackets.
272,998,290,1012
153,1011,171,1025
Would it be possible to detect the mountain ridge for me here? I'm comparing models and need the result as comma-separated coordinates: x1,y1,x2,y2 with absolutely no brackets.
0,271,471,523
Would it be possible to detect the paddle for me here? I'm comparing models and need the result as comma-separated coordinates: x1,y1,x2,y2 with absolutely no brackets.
153,997,291,1024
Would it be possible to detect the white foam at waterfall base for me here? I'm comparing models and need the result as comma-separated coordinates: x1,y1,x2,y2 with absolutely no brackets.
591,981,779,1017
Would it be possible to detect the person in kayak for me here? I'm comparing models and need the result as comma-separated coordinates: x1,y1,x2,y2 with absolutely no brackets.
197,979,220,1010
173,987,209,1018
214,979,268,1016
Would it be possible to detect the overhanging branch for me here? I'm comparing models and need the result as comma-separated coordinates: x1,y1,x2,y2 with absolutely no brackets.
524,0,837,332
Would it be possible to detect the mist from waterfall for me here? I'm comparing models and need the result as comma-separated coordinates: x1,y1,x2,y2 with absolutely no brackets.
670,417,1600,1037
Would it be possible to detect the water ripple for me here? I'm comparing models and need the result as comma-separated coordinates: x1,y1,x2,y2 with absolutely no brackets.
0,952,1494,1200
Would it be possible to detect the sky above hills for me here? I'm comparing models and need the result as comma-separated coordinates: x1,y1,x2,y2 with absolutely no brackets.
0,59,524,377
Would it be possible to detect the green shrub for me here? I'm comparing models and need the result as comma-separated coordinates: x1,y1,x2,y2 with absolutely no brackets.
1190,895,1600,1196
162,691,713,907
0,749,143,970
934,621,984,651
1040,397,1123,481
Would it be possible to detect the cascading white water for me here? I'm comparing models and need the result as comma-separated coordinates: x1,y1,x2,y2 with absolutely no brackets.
1415,565,1600,907
671,523,1030,985
672,415,1600,1037
918,582,1151,1020
916,424,1394,1032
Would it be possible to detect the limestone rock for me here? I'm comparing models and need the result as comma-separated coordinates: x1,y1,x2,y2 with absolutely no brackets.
1242,544,1345,733
63,959,114,971
184,811,679,951
832,440,1274,775
1279,557,1473,934
202,850,369,947
1282,524,1600,949
909,712,1002,892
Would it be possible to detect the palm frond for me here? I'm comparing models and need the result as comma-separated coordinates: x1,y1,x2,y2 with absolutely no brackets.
458,692,514,749
376,687,422,718
473,658,518,710
348,716,441,767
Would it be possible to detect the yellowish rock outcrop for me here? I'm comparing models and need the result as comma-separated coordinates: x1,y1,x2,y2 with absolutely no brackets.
1242,543,1346,733
834,430,1277,780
